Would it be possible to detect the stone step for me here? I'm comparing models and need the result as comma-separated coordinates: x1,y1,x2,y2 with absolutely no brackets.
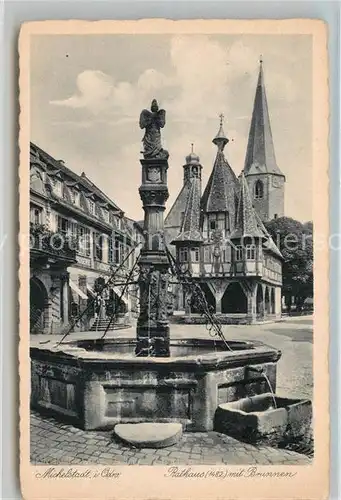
114,422,183,449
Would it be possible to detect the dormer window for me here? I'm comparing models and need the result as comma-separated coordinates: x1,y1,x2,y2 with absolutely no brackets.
88,199,95,215
103,209,109,223
254,180,264,199
53,178,62,197
70,189,80,206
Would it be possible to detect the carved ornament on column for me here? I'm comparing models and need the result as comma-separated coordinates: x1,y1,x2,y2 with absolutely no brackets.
139,187,169,207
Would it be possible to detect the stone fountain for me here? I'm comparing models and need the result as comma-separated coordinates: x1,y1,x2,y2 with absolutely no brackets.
30,100,285,434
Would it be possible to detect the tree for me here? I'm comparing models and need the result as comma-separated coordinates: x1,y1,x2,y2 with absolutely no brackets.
265,217,313,310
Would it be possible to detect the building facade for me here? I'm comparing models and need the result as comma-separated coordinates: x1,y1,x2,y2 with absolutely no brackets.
30,143,143,334
165,61,285,323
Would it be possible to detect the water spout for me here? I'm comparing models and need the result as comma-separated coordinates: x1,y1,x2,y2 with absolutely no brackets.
262,372,278,409
246,366,264,375
246,366,277,409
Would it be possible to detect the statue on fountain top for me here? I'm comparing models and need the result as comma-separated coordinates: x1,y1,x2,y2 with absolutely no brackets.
139,99,169,160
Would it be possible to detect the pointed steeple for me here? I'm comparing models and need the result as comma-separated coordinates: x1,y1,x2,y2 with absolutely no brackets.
231,171,264,239
244,59,284,177
212,113,229,151
201,116,239,214
172,172,202,244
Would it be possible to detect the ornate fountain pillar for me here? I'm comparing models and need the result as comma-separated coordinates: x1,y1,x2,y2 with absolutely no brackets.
136,99,171,357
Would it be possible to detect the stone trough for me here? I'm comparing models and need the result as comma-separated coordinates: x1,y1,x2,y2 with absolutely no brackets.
214,393,312,445
30,338,281,432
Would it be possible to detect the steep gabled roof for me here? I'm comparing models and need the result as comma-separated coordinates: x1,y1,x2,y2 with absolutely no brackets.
244,60,284,177
31,142,123,214
201,118,239,214
172,176,202,244
253,210,283,259
231,172,264,239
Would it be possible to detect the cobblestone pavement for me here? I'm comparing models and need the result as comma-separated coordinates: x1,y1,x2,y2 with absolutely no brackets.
30,412,311,466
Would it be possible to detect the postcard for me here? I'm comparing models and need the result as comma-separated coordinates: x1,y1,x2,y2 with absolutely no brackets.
19,19,329,499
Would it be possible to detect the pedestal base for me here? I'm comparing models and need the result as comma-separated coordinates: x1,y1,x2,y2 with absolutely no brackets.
135,325,170,357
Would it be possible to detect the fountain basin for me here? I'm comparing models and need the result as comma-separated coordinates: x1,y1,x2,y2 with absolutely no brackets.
30,338,281,431
214,393,312,445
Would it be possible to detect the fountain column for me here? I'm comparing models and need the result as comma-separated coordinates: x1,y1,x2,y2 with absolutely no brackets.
136,99,170,357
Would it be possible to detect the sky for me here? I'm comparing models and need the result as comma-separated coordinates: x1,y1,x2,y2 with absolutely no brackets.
30,34,312,222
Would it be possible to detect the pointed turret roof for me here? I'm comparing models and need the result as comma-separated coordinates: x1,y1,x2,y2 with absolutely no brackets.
231,172,264,239
172,174,202,244
253,209,283,258
244,59,284,177
201,116,239,213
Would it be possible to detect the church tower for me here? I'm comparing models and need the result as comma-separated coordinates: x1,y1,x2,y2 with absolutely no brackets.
244,59,286,222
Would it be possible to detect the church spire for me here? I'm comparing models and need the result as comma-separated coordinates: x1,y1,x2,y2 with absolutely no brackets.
244,59,284,177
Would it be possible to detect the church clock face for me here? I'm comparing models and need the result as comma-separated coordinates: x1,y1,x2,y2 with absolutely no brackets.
272,176,282,188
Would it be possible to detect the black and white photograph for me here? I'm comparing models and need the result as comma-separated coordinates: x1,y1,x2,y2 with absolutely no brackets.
19,19,329,500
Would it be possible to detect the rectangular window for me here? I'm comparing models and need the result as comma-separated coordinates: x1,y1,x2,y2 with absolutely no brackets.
119,242,125,263
246,244,256,260
57,215,69,236
217,213,225,230
179,247,188,262
204,246,210,262
235,245,243,261
109,237,113,263
114,239,120,263
208,213,217,231
78,226,91,256
30,205,43,225
69,221,77,238
191,247,199,262
94,232,103,261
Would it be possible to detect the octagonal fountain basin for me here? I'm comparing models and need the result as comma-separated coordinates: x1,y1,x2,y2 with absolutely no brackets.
214,393,312,446
30,338,281,432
